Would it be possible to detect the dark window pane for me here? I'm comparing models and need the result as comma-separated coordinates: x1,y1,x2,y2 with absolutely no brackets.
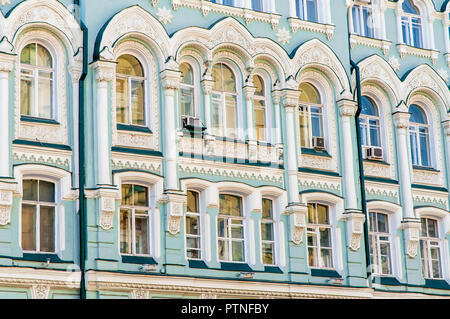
39,180,55,203
23,180,38,201
133,185,148,207
39,206,55,252
187,191,199,213
121,184,133,206
21,204,36,251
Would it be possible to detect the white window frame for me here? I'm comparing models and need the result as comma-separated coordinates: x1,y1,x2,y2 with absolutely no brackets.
408,105,432,168
119,183,152,257
20,178,58,254
185,189,203,260
253,73,272,143
420,217,443,280
368,211,393,276
217,193,247,263
401,12,423,48
260,197,276,266
352,1,375,38
115,55,147,127
19,42,56,120
299,103,324,149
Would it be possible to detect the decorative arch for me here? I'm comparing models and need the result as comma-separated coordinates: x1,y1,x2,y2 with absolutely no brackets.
2,0,82,61
291,39,351,97
94,5,170,67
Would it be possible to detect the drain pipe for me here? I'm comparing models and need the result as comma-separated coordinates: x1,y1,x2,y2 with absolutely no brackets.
74,0,88,299
350,60,372,282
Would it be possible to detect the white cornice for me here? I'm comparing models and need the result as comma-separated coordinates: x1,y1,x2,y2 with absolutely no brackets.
288,17,335,41
397,44,439,64
349,34,392,55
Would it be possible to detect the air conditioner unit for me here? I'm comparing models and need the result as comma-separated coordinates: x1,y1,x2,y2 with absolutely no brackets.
182,116,204,131
366,146,383,160
312,137,326,151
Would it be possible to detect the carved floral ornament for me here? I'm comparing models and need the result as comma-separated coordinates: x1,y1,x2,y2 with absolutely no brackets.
158,193,187,236
287,204,308,245
402,220,422,259
344,211,365,252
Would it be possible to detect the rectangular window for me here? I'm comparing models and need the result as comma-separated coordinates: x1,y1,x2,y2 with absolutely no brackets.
261,198,275,265
218,194,245,262
120,184,151,256
307,203,333,269
299,105,323,148
420,218,442,279
186,190,201,259
21,179,56,253
368,212,392,275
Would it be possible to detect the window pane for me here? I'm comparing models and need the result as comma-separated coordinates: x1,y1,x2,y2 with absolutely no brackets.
37,45,52,68
232,240,244,262
181,88,194,117
39,206,55,252
23,180,38,201
20,75,34,116
319,228,331,248
320,248,333,268
133,185,148,207
121,184,133,206
410,132,419,166
231,224,244,239
419,132,430,167
116,77,129,124
252,0,262,11
317,204,328,225
306,0,318,22
186,215,200,236
187,191,199,213
299,83,320,104
21,43,36,65
220,195,242,217
255,107,266,141
180,63,193,85
402,20,411,45
308,246,318,267
225,95,237,138
135,213,149,255
120,209,132,254
262,242,274,265
187,237,200,249
352,6,361,35
262,198,273,219
218,239,229,260
212,95,223,136
300,109,310,148
310,108,323,138
431,260,441,278
21,204,36,251
187,248,201,259
39,180,55,203
427,219,438,238
377,213,388,233
38,74,53,119
217,218,227,238
261,222,273,241
117,55,144,77
307,204,316,224
131,79,145,126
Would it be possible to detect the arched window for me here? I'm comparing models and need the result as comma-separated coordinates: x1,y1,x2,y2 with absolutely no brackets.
21,179,56,253
409,104,431,167
401,0,423,48
420,217,442,279
352,1,374,38
212,63,238,139
20,43,54,119
116,54,146,126
359,96,382,158
185,190,202,260
295,0,318,22
298,83,324,150
120,184,151,256
180,63,195,118
218,194,245,262
261,198,275,265
253,75,268,142
368,211,392,275
307,203,332,269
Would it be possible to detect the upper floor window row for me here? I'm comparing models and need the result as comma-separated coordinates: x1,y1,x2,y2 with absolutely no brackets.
210,0,275,13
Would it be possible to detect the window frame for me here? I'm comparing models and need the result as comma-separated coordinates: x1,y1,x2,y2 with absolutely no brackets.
115,54,147,127
420,217,443,280
20,178,58,254
359,96,382,155
408,104,432,168
260,197,276,266
217,193,247,263
352,1,375,38
253,73,271,143
368,211,393,276
119,183,152,257
298,82,325,150
401,0,423,48
19,42,56,120
295,0,319,22
185,190,203,260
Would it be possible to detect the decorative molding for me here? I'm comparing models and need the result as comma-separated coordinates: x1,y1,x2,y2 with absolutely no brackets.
288,18,335,41
388,56,400,71
344,211,365,251
156,7,174,24
159,192,186,235
131,289,149,299
171,0,281,30
349,34,391,55
401,219,421,259
0,189,13,226
276,27,291,45
396,44,439,65
286,204,307,245
31,285,50,299
99,196,116,230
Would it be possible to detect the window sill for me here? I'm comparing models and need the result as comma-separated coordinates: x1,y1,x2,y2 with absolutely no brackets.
220,262,253,272
424,279,450,290
397,44,439,64
188,259,208,269
121,255,157,265
287,17,335,40
412,165,439,173
172,0,281,30
363,159,390,166
371,276,402,286
349,34,391,55
264,266,283,274
21,115,60,125
20,253,70,264
310,268,341,278
117,124,152,134
301,147,331,158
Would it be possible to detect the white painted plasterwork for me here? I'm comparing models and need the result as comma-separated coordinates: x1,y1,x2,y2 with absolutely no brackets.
349,34,391,55
288,18,335,41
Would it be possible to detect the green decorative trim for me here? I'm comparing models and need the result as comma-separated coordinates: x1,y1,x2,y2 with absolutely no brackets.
364,176,399,184
310,268,341,278
20,253,73,264
111,147,163,157
300,189,344,198
298,167,341,177
301,147,332,158
372,276,403,286
111,159,162,175
117,124,152,133
188,260,208,269
13,153,70,170
179,153,282,169
411,184,448,192
264,266,284,274
20,115,60,125
13,139,72,151
220,262,253,272
424,279,450,290
121,255,157,265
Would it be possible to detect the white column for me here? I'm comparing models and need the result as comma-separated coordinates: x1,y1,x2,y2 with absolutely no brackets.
346,1,354,34
395,2,404,44
201,76,214,136
243,85,256,142
69,65,82,188
393,109,415,219
272,89,282,145
281,86,301,205
337,99,358,210
0,55,14,178
93,61,115,186
161,59,182,191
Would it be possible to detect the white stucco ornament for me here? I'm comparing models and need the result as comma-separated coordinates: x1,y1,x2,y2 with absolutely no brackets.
437,68,448,82
157,7,174,25
388,56,400,71
277,28,291,45
0,0,11,5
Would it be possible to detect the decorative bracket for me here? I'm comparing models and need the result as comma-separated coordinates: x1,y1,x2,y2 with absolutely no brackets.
344,210,365,252
286,204,307,245
159,192,187,235
31,285,50,299
401,218,421,259
0,180,17,226
100,196,116,230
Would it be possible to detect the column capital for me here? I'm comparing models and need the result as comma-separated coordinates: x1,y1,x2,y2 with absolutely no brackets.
400,218,422,258
337,98,357,117
281,89,301,109
393,111,411,129
243,85,256,99
442,120,450,136
68,64,83,83
272,89,281,104
201,76,215,95
0,53,15,73
161,69,182,90
92,60,116,83
159,191,187,236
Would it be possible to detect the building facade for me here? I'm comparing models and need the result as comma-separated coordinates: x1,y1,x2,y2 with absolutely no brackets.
0,0,449,299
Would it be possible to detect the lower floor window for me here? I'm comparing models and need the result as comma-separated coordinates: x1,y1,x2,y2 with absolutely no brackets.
120,184,150,255
21,179,56,253
420,218,442,279
368,211,392,275
306,203,333,269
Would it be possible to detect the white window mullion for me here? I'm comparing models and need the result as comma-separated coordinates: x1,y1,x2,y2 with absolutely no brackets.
36,204,41,253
